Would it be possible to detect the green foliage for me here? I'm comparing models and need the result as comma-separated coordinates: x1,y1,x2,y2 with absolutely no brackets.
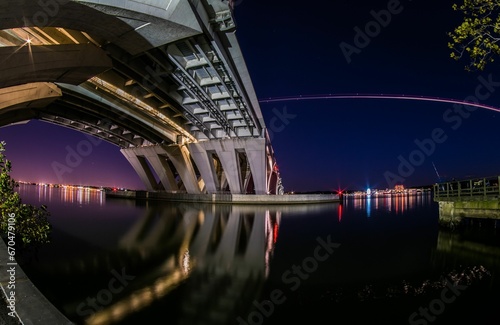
449,0,500,71
0,141,51,246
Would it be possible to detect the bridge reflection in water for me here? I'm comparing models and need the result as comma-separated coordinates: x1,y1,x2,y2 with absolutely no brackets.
29,202,291,325
16,185,500,324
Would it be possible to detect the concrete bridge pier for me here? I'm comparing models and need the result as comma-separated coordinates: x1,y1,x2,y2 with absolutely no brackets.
121,138,279,195
120,144,202,193
188,138,268,194
120,148,160,192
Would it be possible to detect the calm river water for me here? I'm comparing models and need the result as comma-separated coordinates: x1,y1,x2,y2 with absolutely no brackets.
13,184,500,325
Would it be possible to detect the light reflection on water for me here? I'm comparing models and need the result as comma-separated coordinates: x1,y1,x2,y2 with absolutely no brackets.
343,191,434,216
22,184,106,206
13,186,500,325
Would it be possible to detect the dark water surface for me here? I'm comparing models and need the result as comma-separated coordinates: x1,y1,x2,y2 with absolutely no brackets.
13,184,500,325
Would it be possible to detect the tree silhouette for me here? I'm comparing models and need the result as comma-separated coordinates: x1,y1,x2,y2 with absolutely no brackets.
449,0,500,71
0,141,51,246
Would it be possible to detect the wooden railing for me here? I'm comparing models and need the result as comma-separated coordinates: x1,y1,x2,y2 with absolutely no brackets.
434,176,500,200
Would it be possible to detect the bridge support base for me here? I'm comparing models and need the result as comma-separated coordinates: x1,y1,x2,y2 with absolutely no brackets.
189,138,267,194
121,138,276,195
121,145,202,194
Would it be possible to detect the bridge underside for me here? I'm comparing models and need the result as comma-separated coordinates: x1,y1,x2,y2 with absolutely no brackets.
0,0,283,195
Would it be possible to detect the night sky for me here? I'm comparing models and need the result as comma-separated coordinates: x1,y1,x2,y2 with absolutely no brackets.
1,0,500,192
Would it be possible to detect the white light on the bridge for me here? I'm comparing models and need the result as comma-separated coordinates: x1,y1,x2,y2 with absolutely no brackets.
56,27,80,44
134,22,151,31
165,0,173,11
182,250,191,275
88,77,197,142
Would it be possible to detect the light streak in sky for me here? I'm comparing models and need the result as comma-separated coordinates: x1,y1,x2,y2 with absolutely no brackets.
258,94,500,113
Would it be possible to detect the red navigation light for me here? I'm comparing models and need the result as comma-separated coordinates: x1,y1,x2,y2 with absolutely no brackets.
273,223,279,243
336,185,347,195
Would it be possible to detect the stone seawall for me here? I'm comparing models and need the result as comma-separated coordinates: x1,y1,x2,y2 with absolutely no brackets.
438,200,500,226
106,191,340,204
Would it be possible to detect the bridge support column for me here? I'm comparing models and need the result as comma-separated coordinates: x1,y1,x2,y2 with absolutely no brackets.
144,153,178,192
123,139,269,195
164,144,202,194
122,146,179,192
190,140,244,193
120,148,158,192
189,143,219,193
122,145,202,194
135,146,178,192
245,138,267,195
188,138,267,194
215,143,243,194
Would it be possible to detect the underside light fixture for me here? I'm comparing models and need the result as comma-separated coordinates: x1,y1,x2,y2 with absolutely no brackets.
88,77,196,143
134,22,151,31
165,0,173,11
56,27,80,44
182,250,191,275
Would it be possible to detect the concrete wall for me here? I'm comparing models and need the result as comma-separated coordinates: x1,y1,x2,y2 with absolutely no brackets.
106,190,339,204
438,200,500,227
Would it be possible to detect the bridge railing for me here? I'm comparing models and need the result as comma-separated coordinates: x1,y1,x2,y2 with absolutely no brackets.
434,176,500,201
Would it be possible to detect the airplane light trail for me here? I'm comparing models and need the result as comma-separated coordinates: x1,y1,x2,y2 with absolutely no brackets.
258,94,500,113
